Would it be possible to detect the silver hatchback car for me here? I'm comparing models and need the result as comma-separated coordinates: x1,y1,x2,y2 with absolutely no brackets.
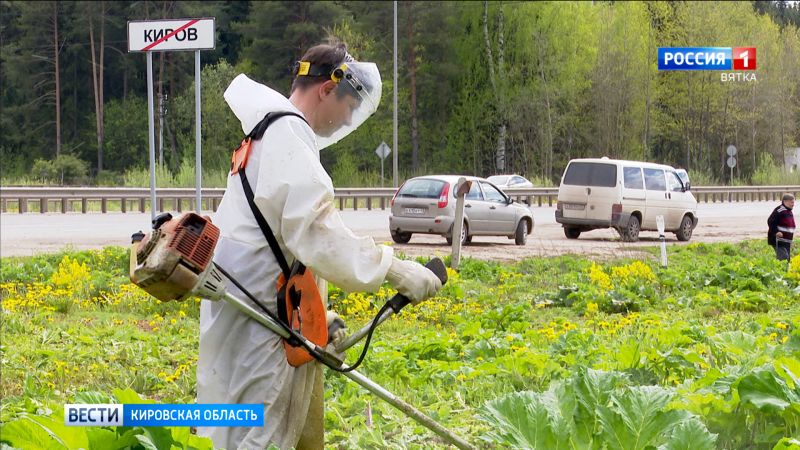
389,175,534,245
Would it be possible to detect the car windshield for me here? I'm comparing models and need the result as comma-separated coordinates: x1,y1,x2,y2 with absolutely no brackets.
397,179,446,198
675,169,690,185
487,175,510,185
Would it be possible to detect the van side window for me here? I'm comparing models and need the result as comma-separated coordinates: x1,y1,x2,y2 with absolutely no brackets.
667,172,684,192
643,168,667,191
623,167,644,189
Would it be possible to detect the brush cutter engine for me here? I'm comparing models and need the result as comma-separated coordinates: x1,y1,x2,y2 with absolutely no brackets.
129,212,226,302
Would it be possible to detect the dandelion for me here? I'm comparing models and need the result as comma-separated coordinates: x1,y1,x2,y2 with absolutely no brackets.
586,302,599,314
50,256,90,289
611,261,656,284
588,263,612,291
788,255,800,283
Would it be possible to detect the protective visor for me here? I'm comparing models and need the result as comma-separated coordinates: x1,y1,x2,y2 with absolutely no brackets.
314,61,382,150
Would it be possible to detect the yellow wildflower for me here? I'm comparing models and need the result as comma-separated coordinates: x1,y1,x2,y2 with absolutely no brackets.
588,263,612,291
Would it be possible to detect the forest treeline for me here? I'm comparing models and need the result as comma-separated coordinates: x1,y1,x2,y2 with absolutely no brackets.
1,1,799,187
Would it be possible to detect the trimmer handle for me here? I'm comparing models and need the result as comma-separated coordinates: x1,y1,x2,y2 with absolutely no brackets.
386,258,448,313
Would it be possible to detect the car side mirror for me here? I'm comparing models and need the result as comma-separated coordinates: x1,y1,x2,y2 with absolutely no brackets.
684,182,691,191
507,197,514,205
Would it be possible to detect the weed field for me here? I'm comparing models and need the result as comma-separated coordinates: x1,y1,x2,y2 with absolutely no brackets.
1,241,800,449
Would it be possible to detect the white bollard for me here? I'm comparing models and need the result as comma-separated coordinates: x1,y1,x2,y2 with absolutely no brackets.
657,215,667,268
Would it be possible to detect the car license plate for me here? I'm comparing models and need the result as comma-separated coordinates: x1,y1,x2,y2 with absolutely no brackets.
564,203,585,211
405,208,425,215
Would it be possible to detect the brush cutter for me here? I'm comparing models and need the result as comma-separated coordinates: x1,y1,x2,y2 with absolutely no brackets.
128,212,475,450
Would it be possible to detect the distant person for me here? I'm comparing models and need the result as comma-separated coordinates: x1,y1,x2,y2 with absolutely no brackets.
767,193,795,262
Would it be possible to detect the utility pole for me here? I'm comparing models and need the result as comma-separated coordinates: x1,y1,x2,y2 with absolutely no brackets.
393,0,399,188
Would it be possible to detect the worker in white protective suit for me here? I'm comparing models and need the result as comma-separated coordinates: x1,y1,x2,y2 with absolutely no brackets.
197,42,442,450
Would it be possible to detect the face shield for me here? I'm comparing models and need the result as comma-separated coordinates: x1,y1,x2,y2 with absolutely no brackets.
295,56,382,150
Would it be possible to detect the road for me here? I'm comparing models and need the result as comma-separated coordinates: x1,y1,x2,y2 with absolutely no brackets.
0,201,772,260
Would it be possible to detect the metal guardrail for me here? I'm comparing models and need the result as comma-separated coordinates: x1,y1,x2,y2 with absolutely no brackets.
1,185,798,214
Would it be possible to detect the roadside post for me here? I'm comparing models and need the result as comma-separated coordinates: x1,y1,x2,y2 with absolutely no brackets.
657,215,668,267
375,142,391,187
451,178,472,269
128,18,215,219
726,145,737,185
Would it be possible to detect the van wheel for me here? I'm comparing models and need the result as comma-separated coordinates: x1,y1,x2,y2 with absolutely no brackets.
514,220,528,245
675,215,693,241
391,231,412,244
564,227,581,239
620,215,640,242
446,221,468,246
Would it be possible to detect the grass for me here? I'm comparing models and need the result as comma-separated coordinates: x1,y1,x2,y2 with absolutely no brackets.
1,241,799,448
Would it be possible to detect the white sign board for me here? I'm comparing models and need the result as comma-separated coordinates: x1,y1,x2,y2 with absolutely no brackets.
128,18,215,52
727,156,737,168
375,141,391,160
726,145,737,157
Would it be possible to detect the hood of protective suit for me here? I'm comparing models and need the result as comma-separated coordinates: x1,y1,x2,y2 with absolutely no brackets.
224,74,305,137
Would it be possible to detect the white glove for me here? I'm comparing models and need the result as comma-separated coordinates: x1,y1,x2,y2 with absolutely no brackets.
385,257,443,305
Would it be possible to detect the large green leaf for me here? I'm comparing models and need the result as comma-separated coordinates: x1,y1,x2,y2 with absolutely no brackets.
737,368,798,413
572,369,628,447
85,428,122,450
170,426,216,450
112,387,155,404
597,386,684,450
479,390,571,450
773,437,800,450
774,358,800,390
25,414,89,449
0,418,67,450
657,417,717,450
74,391,115,405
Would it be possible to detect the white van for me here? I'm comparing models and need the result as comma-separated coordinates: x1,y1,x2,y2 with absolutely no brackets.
555,158,698,242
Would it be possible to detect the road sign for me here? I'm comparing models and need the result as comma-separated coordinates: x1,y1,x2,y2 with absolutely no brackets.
726,145,737,157
376,142,391,187
129,18,215,220
128,18,215,52
727,156,737,168
375,142,391,160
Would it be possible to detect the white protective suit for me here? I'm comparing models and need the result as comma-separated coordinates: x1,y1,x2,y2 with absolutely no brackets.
197,74,393,449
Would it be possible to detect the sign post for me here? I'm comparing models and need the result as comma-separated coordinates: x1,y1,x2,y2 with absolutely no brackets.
451,178,472,269
146,53,156,220
656,215,667,268
375,142,391,187
128,18,215,219
195,50,202,211
726,145,737,185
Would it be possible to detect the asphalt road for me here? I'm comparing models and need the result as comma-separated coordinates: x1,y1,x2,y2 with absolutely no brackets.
0,201,774,260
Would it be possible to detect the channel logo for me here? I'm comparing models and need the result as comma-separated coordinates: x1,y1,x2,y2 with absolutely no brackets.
658,47,756,71
65,403,265,427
